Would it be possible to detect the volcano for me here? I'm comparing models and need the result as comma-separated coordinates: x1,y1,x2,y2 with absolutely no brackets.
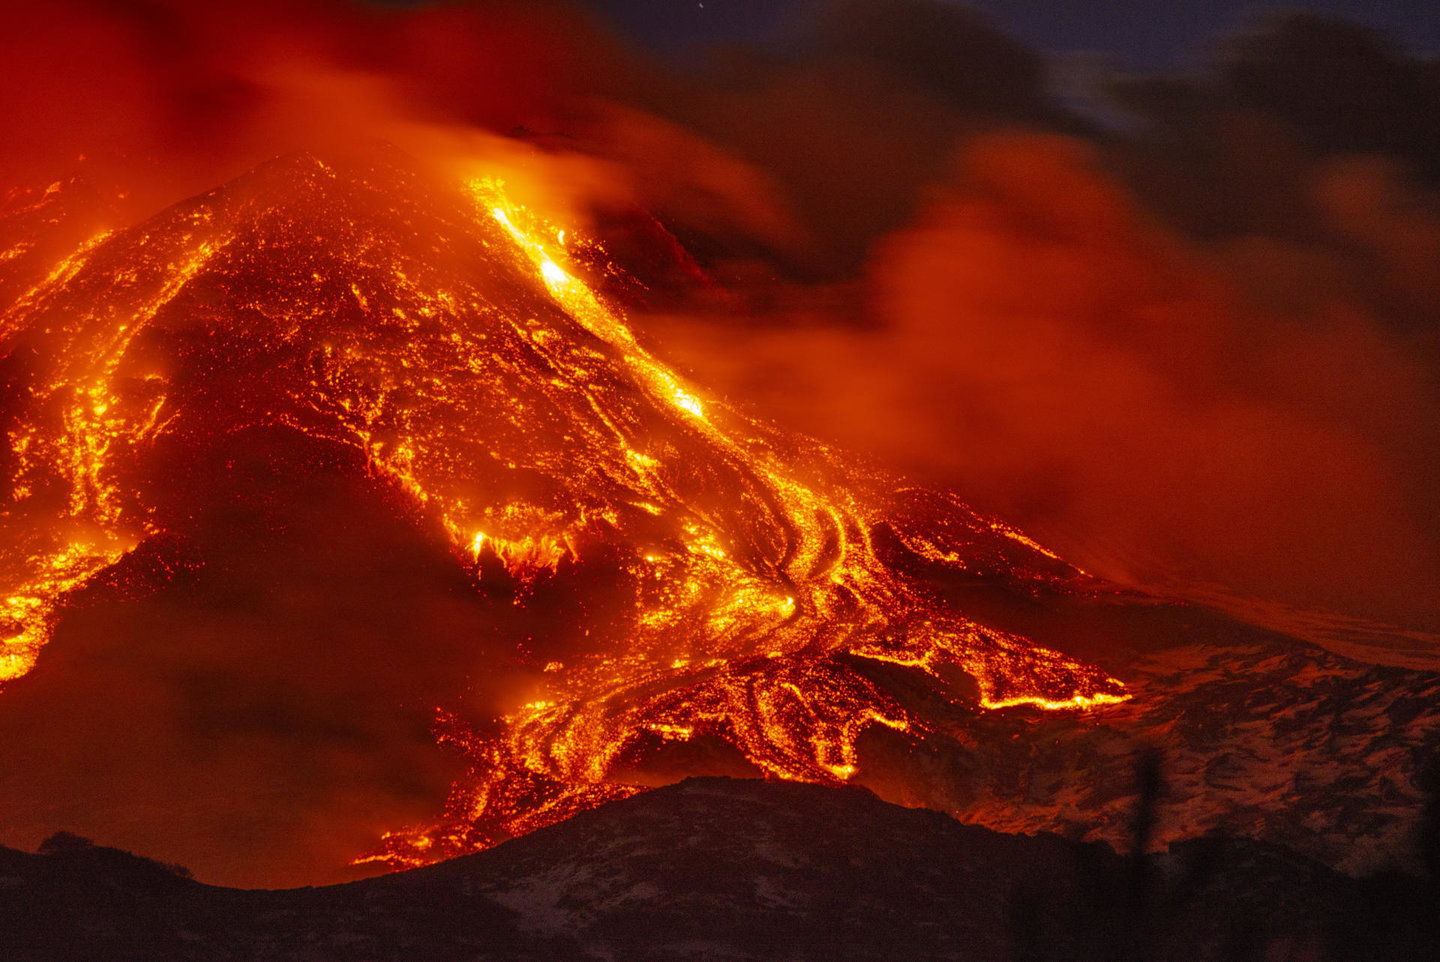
0,149,1129,874
1,149,1438,888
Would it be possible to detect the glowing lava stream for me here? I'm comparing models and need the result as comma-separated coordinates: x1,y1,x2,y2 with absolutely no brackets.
0,161,1127,871
359,179,1128,867
2,220,223,681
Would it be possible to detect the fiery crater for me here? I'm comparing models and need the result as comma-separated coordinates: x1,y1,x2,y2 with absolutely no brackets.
0,151,1126,870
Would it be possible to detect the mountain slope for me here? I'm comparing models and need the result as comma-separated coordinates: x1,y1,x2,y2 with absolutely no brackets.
0,149,1126,879
5,777,1419,962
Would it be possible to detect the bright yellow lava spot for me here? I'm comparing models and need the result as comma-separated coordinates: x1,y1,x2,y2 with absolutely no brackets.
670,389,704,418
539,257,567,287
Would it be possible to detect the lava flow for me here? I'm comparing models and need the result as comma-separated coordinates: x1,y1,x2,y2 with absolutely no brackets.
0,151,1127,871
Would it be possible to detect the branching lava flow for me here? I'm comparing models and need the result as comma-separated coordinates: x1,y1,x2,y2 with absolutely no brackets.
0,153,1127,870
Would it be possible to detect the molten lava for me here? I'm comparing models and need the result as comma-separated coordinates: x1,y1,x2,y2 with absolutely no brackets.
0,152,1126,871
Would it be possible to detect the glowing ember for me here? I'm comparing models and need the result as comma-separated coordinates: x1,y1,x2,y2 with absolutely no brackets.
0,154,1127,871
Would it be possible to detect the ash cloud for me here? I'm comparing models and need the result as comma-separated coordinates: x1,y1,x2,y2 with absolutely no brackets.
634,5,1440,630
0,0,636,213
675,133,1440,625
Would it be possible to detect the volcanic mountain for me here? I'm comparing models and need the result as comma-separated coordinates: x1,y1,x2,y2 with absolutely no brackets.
0,149,1131,876
1,149,1438,887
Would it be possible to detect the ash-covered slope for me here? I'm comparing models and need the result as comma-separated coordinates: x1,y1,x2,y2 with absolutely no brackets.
6,777,1426,962
885,599,1440,876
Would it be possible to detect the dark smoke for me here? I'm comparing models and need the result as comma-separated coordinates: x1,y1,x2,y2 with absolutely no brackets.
634,5,1440,630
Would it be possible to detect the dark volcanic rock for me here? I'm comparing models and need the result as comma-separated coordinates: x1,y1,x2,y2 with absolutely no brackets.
2,777,1422,961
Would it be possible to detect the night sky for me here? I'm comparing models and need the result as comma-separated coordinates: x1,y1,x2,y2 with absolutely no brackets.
580,0,1440,66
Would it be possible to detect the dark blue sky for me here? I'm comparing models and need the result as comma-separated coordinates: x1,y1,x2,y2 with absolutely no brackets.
580,0,1440,67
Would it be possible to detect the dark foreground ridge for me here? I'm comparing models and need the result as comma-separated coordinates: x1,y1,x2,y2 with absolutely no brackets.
2,776,1435,961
